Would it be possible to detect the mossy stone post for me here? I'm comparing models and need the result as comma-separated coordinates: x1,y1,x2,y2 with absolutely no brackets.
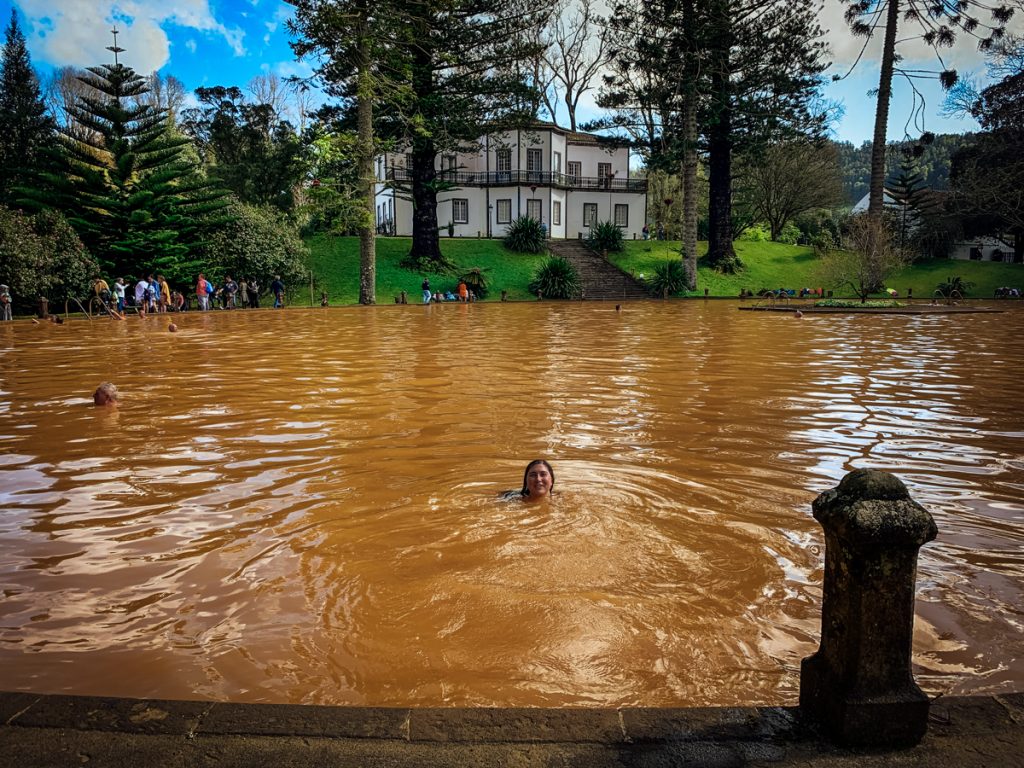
800,469,937,747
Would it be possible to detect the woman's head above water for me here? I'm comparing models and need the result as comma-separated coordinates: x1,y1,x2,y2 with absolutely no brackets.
521,459,554,500
93,382,119,407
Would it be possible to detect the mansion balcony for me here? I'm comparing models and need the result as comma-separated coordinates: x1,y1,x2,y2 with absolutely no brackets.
384,167,648,193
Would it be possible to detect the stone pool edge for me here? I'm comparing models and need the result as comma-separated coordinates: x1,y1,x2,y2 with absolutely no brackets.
1,690,1022,767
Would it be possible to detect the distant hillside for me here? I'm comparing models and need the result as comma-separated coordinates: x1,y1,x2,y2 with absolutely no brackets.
834,133,976,205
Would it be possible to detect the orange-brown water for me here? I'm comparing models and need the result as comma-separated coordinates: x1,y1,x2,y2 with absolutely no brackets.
1,302,1022,707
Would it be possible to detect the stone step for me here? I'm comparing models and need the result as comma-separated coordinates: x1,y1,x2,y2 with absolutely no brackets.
546,240,649,300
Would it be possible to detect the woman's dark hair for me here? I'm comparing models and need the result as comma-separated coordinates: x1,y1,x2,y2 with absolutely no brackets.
521,459,554,496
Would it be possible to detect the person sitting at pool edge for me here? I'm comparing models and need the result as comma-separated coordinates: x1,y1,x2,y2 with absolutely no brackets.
501,459,554,501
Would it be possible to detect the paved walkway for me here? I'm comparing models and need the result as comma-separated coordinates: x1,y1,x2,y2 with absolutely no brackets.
1,692,1022,767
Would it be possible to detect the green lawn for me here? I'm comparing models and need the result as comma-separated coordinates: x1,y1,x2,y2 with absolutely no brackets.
305,235,1024,304
306,235,546,304
611,240,1024,299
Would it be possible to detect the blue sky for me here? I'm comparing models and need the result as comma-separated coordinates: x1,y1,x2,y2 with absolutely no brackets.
1,0,1013,146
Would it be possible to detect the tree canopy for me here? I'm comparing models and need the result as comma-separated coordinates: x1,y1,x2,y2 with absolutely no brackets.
836,0,1018,218
598,0,829,275
20,52,232,283
181,85,309,213
0,10,53,205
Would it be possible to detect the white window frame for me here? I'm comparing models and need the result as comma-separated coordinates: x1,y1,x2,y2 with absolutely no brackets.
452,198,469,224
614,204,629,227
526,198,543,222
496,199,512,224
553,151,562,174
567,161,581,182
527,148,542,172
495,149,512,172
552,200,561,226
583,203,598,227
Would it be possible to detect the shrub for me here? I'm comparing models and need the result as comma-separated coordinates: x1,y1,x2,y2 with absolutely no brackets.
777,222,802,245
503,216,547,253
529,256,581,299
810,230,836,255
0,206,96,311
586,220,624,254
738,223,770,242
201,202,309,288
648,259,686,297
459,267,489,298
818,214,909,301
814,299,903,308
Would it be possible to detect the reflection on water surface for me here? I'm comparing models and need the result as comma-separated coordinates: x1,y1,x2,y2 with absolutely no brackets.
0,302,1021,706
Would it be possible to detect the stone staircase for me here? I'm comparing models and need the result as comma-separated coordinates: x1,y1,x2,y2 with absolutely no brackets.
546,239,649,301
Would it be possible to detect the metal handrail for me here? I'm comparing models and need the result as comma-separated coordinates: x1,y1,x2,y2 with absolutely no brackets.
64,297,92,320
933,288,964,306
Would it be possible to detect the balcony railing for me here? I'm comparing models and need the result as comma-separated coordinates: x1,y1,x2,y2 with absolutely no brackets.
384,167,648,192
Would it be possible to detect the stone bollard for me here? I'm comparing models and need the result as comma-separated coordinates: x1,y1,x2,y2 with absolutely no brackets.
37,296,49,319
800,469,937,748
400,291,407,305
501,290,508,302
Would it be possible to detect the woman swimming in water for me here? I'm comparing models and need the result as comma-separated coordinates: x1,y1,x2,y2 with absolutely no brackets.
501,459,554,501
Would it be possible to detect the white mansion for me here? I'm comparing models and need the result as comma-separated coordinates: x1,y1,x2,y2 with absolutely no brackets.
374,122,648,241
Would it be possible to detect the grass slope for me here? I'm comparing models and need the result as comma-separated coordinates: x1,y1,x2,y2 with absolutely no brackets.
611,240,1024,299
306,235,545,305
306,235,1024,304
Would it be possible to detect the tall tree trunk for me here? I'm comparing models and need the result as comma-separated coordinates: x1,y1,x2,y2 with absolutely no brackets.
680,99,698,291
409,137,443,264
565,93,577,132
356,8,376,305
705,0,741,273
868,0,900,218
680,0,698,292
408,44,443,266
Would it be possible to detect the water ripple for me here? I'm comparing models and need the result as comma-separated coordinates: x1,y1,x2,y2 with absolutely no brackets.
0,303,1020,705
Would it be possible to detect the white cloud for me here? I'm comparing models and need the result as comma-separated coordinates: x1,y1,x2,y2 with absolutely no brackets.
18,0,246,72
823,0,1024,77
273,59,313,79
185,38,197,53
179,89,201,112
273,3,292,24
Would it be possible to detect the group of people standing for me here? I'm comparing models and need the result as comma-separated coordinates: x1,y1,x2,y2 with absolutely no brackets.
195,274,286,311
89,274,180,317
84,273,287,318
